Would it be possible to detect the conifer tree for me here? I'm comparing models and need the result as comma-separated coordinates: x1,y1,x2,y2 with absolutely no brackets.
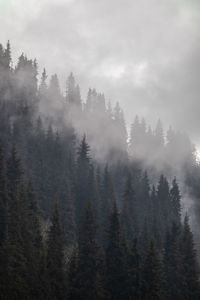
3,184,29,299
100,165,115,244
181,215,200,300
66,72,81,107
138,171,150,226
164,222,185,300
154,119,164,149
46,201,66,299
39,68,48,98
77,201,101,300
127,238,141,300
7,144,23,199
170,178,181,223
121,172,137,240
67,244,80,300
4,40,11,70
76,135,91,225
48,74,61,100
59,177,76,247
157,175,171,239
26,182,44,298
142,239,166,300
0,143,9,246
106,202,128,300
140,217,150,256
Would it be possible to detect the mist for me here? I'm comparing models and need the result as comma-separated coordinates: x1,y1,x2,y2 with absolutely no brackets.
0,0,200,143
1,2,200,297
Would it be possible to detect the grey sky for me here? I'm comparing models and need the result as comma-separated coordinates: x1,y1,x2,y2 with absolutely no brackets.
0,0,200,141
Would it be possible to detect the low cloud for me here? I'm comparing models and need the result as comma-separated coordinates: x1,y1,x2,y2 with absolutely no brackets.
0,0,200,142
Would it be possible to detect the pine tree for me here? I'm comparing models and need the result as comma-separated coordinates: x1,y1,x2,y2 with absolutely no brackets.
0,143,9,246
46,201,66,299
157,175,171,239
137,171,150,228
140,217,150,257
106,202,128,300
7,144,23,199
3,185,29,299
154,119,164,149
39,68,48,98
76,135,91,225
164,221,185,300
66,72,81,107
59,176,76,247
181,215,200,300
170,177,181,224
142,239,166,300
100,165,115,244
121,172,137,240
67,244,80,300
48,74,61,100
127,238,141,300
4,40,11,70
77,201,101,300
26,182,44,298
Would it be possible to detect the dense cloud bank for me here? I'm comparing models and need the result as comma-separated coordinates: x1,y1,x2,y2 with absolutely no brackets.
0,0,200,142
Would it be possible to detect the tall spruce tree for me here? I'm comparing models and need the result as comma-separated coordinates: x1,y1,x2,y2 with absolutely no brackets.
76,135,91,226
67,244,80,300
170,178,181,224
46,201,66,299
26,182,44,298
100,165,115,244
157,175,171,240
7,144,23,198
181,215,200,300
106,202,128,300
77,201,103,300
0,143,9,246
121,172,138,240
127,238,141,300
142,239,166,300
164,221,185,300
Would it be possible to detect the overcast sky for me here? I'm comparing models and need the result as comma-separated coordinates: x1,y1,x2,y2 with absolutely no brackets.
0,0,200,141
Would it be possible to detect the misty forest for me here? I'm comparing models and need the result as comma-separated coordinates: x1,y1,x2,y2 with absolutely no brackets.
0,41,200,300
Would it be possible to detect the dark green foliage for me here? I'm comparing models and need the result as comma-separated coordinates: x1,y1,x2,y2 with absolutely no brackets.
170,177,181,223
156,175,171,241
137,171,150,228
127,238,141,299
59,177,76,246
0,40,199,300
181,215,200,300
2,186,28,298
0,143,9,246
46,201,66,299
67,244,80,300
164,222,185,300
121,172,138,240
77,202,102,300
26,182,44,298
106,202,129,300
142,239,166,300
100,165,115,244
7,144,23,198
75,135,91,225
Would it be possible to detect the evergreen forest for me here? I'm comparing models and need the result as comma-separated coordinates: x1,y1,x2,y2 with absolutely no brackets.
0,41,200,299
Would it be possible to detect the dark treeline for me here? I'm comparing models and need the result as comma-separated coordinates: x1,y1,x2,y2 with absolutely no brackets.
0,41,200,299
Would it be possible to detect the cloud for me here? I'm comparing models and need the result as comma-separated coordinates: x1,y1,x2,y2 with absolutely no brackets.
0,0,200,141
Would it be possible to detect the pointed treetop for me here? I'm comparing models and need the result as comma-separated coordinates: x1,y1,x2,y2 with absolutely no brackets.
77,134,90,163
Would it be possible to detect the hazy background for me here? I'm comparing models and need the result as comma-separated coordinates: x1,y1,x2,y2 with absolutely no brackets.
0,0,200,141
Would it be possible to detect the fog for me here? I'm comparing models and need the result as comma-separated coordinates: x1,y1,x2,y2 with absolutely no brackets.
0,0,200,143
